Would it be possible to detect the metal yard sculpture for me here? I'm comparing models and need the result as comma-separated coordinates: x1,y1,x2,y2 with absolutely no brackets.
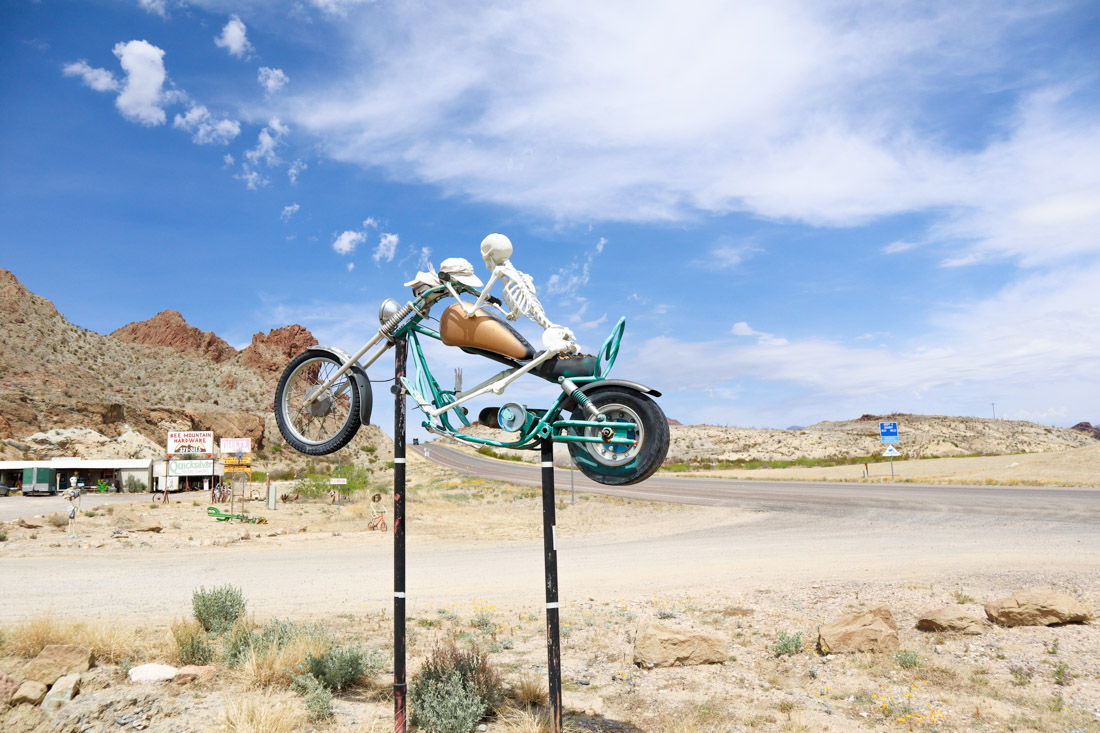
274,233,669,732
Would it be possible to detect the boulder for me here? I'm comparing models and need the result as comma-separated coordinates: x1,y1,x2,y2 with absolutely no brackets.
11,680,47,706
633,623,726,668
17,517,41,529
133,520,163,533
128,664,177,683
23,645,94,686
985,588,1091,627
174,665,216,684
818,606,899,654
917,605,990,635
41,673,80,716
0,671,19,706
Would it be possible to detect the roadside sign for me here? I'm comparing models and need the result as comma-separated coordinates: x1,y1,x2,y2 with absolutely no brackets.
882,446,901,457
168,431,214,457
329,478,348,485
879,422,899,444
169,459,214,476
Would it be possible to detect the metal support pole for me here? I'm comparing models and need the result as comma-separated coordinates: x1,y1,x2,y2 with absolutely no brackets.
393,338,408,733
890,456,894,480
540,438,563,733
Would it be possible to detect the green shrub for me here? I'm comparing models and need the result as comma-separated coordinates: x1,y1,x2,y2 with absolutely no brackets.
192,584,247,634
304,644,379,691
124,475,147,492
411,671,484,733
292,673,334,720
172,619,215,665
410,642,503,732
770,631,802,657
895,651,921,669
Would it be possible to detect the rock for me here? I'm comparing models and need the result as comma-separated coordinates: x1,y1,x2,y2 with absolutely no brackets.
0,671,19,706
41,673,80,716
633,623,727,668
985,588,1091,627
23,645,95,686
17,516,42,529
174,665,216,684
11,680,47,705
239,324,317,374
132,520,162,533
818,606,899,654
110,310,236,363
128,664,178,683
916,605,990,635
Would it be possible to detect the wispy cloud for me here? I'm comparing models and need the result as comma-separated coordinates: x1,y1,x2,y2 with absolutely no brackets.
281,203,300,221
172,104,240,144
374,232,399,263
546,236,607,295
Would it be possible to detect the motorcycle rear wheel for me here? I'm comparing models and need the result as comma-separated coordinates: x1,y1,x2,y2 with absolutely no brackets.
567,387,669,486
275,350,361,455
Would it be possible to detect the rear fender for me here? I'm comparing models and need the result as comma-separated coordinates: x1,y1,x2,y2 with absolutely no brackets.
311,345,374,426
564,379,662,412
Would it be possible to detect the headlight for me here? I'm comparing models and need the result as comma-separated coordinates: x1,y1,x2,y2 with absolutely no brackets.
378,298,401,325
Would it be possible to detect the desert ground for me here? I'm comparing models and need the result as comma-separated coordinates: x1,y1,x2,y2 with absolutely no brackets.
1,449,1099,732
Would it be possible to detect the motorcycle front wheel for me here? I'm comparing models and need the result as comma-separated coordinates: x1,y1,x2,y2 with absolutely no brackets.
567,387,669,486
275,350,361,455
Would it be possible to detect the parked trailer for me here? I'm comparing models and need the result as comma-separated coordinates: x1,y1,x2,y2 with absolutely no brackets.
21,464,57,495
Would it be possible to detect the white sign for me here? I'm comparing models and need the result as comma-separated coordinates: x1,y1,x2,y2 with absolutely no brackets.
329,478,348,485
882,446,901,457
220,437,252,454
169,459,214,476
168,431,214,457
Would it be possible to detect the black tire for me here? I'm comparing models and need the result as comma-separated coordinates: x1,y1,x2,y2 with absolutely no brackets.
275,350,361,455
567,387,669,486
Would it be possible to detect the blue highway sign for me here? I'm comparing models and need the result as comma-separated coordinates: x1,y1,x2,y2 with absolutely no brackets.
880,422,899,444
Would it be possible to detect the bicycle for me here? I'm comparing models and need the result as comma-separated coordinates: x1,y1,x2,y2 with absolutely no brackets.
368,493,387,531
211,482,229,502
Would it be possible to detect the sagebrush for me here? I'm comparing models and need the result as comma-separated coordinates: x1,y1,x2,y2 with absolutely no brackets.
192,585,247,634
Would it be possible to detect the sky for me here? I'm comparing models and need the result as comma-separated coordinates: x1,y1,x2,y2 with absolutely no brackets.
2,0,1100,437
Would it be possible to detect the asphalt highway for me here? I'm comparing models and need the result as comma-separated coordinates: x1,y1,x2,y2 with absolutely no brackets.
411,443,1100,523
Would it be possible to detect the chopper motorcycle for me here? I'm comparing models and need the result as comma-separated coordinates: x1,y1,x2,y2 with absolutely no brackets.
274,233,669,486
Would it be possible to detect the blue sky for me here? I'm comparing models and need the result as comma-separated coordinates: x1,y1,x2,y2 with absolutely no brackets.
3,0,1100,434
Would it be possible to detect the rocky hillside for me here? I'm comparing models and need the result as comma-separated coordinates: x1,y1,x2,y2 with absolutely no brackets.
666,413,1098,463
0,269,363,463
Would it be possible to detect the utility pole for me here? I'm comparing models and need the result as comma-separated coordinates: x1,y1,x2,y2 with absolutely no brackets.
992,403,996,420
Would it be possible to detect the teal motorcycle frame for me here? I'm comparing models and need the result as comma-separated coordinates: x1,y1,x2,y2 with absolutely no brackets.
274,274,669,486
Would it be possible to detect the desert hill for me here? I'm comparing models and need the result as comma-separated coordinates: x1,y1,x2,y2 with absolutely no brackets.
0,268,390,466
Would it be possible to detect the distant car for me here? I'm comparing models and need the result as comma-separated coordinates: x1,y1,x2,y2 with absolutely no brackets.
0,484,12,497
412,438,419,445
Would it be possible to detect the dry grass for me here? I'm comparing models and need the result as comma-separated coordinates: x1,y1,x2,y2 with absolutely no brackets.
496,707,550,733
512,671,547,707
223,690,307,733
237,631,330,688
0,615,171,663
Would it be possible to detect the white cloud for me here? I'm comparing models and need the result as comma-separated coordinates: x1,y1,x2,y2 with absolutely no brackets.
333,230,366,255
883,240,917,254
258,67,289,94
288,159,307,183
545,236,606,295
138,0,167,16
634,262,1100,420
347,262,355,272
417,246,433,270
705,238,758,269
172,104,240,144
235,168,268,189
215,15,253,58
373,232,398,263
223,153,235,166
285,1,1099,273
62,60,119,92
362,217,379,229
246,118,289,167
311,0,375,15
281,203,300,221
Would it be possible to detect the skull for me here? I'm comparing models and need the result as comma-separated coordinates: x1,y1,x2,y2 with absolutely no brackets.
480,233,513,270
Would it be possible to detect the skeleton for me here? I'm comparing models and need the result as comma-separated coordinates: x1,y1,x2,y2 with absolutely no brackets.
460,233,579,356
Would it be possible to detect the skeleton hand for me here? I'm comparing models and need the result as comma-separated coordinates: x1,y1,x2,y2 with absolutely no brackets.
541,325,578,354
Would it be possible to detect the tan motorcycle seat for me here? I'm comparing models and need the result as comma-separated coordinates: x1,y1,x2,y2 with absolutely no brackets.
438,304,537,361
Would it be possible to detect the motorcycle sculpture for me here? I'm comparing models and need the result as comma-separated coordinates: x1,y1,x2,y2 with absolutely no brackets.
274,233,669,485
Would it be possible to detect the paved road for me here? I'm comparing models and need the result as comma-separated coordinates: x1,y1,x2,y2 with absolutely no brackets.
413,444,1100,522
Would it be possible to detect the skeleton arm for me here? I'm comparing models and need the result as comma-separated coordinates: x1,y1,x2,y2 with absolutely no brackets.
458,270,502,317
